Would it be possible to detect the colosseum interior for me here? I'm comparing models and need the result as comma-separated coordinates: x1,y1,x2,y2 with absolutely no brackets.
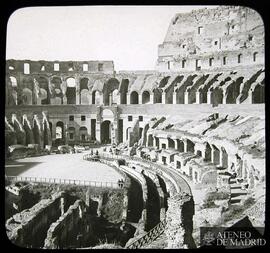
5,6,265,249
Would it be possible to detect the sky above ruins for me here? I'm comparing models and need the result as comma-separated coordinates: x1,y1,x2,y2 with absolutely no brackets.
6,5,217,71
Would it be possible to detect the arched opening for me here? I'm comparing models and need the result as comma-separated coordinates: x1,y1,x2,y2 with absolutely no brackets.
148,134,154,147
51,77,63,104
177,139,184,152
103,78,120,106
204,142,212,161
153,89,162,103
68,127,75,142
43,121,51,147
79,126,88,142
130,91,139,104
120,79,129,104
111,89,119,105
21,88,32,105
186,139,195,153
33,120,41,145
252,84,264,103
101,120,111,144
23,121,33,145
139,127,143,139
168,137,175,149
212,145,220,164
142,90,150,104
154,136,160,149
37,77,50,104
55,121,65,145
66,77,76,104
80,78,89,104
80,89,89,104
221,147,228,168
92,90,101,105
212,87,223,105
12,121,25,145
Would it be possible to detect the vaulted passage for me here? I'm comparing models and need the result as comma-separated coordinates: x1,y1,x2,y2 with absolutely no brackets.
101,120,111,144
252,84,264,103
142,91,150,104
66,78,76,104
130,91,139,104
55,121,65,146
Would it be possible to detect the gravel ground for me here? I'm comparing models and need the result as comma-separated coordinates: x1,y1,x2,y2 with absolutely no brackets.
5,153,124,183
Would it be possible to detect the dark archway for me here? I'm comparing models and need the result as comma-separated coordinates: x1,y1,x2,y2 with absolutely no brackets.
101,120,111,144
148,134,154,147
204,142,212,161
177,139,184,152
55,121,65,145
252,84,264,103
154,136,160,149
120,79,129,104
33,121,41,145
142,90,150,104
186,139,195,153
66,78,76,104
130,91,139,104
103,78,120,106
153,89,162,103
79,126,88,142
23,121,33,145
168,137,175,149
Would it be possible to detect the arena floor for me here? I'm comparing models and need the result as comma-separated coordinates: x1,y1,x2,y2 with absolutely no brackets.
5,152,124,183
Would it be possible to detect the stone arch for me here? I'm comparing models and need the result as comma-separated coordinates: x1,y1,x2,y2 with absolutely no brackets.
130,91,139,104
148,134,154,147
153,89,162,103
112,89,119,105
211,144,220,164
204,142,212,161
176,139,184,152
66,77,76,104
201,170,217,185
55,121,65,145
92,90,101,105
33,119,41,145
119,79,129,104
21,88,33,105
220,147,228,168
101,120,111,144
80,89,90,104
12,119,25,145
43,120,51,147
186,139,195,153
252,84,264,103
103,78,120,106
212,87,223,105
154,136,160,149
79,126,88,142
37,76,50,104
168,137,175,149
23,119,33,145
142,90,150,104
80,78,89,91
68,127,75,142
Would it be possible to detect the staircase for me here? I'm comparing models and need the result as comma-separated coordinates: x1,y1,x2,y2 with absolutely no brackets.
229,178,248,205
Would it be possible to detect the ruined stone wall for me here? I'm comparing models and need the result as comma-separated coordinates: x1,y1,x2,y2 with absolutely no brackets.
44,200,91,249
165,193,195,249
6,191,65,248
157,6,264,72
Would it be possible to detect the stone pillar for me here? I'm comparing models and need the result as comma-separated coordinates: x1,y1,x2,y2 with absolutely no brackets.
149,93,154,104
162,92,166,104
247,89,253,104
184,91,189,104
222,92,227,104
89,93,93,105
173,91,177,104
60,197,65,215
109,94,112,106
99,93,104,105
138,93,142,104
183,139,188,153
127,93,130,104
62,95,67,105
95,107,101,143
207,91,212,104
76,78,80,105
195,91,201,104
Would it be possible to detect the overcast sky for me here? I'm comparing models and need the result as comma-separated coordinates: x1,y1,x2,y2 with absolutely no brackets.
6,5,216,70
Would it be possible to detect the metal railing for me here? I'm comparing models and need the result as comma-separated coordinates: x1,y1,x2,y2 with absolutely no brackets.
6,175,120,189
126,219,167,249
